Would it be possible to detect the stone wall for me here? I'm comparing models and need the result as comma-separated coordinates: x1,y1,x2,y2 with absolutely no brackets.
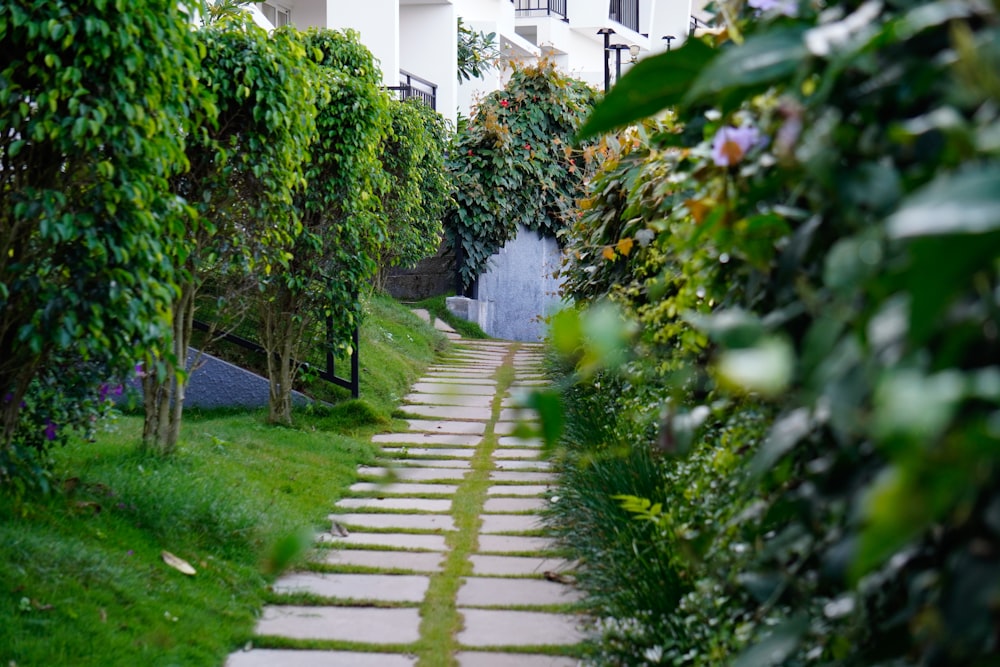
384,239,457,301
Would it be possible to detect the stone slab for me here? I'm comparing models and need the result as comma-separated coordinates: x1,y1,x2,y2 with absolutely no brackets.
382,447,475,458
493,422,520,435
394,458,472,469
256,606,421,644
483,497,547,513
350,482,458,496
373,433,482,446
487,485,551,497
457,577,583,607
469,555,573,577
495,460,551,471
400,405,493,421
404,393,494,408
412,382,497,395
405,419,486,434
319,532,447,551
499,408,540,421
359,466,468,481
320,549,445,573
480,514,544,534
419,376,497,386
490,471,558,484
498,436,544,448
478,534,558,554
227,649,416,667
455,652,576,667
336,498,452,512
457,609,584,647
493,449,543,459
273,572,430,603
333,513,456,532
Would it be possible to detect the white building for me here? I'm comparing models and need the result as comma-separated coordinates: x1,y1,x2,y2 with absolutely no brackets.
251,0,700,126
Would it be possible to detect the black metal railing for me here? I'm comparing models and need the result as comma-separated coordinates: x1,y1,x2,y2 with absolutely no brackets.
690,15,713,35
608,0,639,32
192,317,360,399
515,0,568,20
386,70,437,110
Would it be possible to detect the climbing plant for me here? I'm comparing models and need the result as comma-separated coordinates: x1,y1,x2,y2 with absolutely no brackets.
457,17,500,82
549,0,1000,663
259,28,390,425
445,60,599,288
0,0,207,487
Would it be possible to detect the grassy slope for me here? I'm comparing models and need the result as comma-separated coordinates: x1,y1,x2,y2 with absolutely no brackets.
0,294,445,667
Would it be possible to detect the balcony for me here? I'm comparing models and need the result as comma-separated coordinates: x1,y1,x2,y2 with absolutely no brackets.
515,0,568,21
386,71,437,111
608,0,638,33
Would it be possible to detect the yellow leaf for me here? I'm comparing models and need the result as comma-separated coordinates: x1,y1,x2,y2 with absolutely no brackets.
617,238,634,256
685,198,712,224
161,551,196,576
602,246,616,261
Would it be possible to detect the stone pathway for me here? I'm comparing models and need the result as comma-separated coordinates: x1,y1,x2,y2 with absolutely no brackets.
227,338,583,667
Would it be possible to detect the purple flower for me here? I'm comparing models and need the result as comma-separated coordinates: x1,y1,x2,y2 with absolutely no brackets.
2,392,12,404
711,125,764,167
43,420,58,441
98,383,110,402
749,0,798,16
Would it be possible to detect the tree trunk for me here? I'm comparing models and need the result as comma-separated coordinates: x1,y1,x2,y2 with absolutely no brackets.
262,282,306,426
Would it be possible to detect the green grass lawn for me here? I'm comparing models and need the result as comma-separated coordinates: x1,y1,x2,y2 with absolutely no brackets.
0,294,449,666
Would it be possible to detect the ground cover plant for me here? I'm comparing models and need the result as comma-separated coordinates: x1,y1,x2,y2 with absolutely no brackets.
545,0,1000,663
0,294,441,666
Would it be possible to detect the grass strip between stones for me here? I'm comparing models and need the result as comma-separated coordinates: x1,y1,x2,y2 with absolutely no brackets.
413,347,518,667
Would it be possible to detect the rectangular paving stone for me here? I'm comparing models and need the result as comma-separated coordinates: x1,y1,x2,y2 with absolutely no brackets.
359,466,468,481
227,649,417,667
499,408,540,421
490,471,558,484
336,497,452,512
480,514,544,534
457,577,583,607
478,534,558,554
495,460,551,471
382,447,475,458
320,549,445,573
373,433,482,446
483,497,547,513
469,554,572,577
498,436,543,448
404,393,494,408
405,419,486,434
394,458,472,469
455,652,577,667
412,382,496,395
273,572,430,603
400,405,493,420
333,512,456,532
493,448,543,459
487,485,551,497
457,609,584,647
350,482,458,496
419,376,497,386
256,606,421,644
318,531,447,551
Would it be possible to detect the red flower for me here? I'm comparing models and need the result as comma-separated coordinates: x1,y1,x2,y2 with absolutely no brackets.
467,149,473,156
500,99,509,108
524,143,532,150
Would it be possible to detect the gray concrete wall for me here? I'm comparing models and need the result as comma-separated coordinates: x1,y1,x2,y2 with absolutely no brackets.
184,348,309,409
474,226,564,342
384,239,456,301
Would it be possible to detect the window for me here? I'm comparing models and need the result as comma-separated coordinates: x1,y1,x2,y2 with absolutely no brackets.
261,2,291,27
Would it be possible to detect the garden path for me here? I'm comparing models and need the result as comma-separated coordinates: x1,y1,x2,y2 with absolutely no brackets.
226,331,583,666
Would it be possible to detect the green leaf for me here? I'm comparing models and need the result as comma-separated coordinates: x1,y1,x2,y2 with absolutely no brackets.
576,39,716,140
683,27,809,108
732,616,808,667
886,165,1000,237
528,389,565,452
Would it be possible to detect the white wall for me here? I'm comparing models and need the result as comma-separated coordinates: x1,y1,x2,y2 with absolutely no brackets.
328,0,400,85
400,4,458,125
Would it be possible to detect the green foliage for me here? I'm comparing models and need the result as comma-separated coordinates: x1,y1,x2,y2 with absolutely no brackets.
457,17,500,82
259,28,391,424
375,98,452,286
552,0,1000,664
0,0,207,481
445,61,599,287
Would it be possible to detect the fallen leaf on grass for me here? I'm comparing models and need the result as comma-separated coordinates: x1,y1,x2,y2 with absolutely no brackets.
161,551,196,576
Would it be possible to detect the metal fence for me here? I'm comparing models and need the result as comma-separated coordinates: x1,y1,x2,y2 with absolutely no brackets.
608,0,639,32
515,0,569,20
386,70,437,110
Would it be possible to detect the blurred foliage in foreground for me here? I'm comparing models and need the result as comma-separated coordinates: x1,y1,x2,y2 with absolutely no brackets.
544,0,1000,663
